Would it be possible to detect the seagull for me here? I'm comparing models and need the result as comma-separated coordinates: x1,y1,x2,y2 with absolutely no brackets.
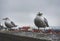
3,17,17,28
34,12,49,30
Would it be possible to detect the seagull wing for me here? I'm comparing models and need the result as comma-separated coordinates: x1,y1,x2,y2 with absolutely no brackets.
44,18,49,27
11,21,17,27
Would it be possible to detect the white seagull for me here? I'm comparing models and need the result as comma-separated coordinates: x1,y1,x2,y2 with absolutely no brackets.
3,17,17,28
34,12,49,30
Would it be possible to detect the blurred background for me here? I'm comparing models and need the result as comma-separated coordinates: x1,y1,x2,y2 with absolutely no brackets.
0,0,60,28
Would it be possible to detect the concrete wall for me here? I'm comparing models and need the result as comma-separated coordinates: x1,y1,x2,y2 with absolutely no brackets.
0,33,51,41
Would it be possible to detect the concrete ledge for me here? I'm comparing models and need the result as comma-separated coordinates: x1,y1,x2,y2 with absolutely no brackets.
0,32,51,41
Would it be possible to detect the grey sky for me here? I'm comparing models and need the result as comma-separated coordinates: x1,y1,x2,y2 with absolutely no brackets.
0,0,60,27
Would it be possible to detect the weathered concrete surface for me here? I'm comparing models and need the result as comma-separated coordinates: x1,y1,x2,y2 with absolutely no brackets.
0,32,51,41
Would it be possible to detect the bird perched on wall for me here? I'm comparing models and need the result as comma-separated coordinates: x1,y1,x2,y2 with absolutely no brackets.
3,17,17,28
34,12,49,30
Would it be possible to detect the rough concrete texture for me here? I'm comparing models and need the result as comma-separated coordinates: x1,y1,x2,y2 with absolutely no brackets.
0,33,51,41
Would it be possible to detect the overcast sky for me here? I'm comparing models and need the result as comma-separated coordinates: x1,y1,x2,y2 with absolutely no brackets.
0,0,60,27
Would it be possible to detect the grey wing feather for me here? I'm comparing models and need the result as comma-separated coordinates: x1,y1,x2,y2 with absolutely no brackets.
11,21,16,27
44,18,49,27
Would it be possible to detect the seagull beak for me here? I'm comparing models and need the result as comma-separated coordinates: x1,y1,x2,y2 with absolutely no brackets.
2,17,9,20
2,18,5,20
2,18,6,20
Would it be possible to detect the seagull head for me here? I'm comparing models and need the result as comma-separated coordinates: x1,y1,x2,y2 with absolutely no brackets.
37,12,43,16
3,17,10,20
